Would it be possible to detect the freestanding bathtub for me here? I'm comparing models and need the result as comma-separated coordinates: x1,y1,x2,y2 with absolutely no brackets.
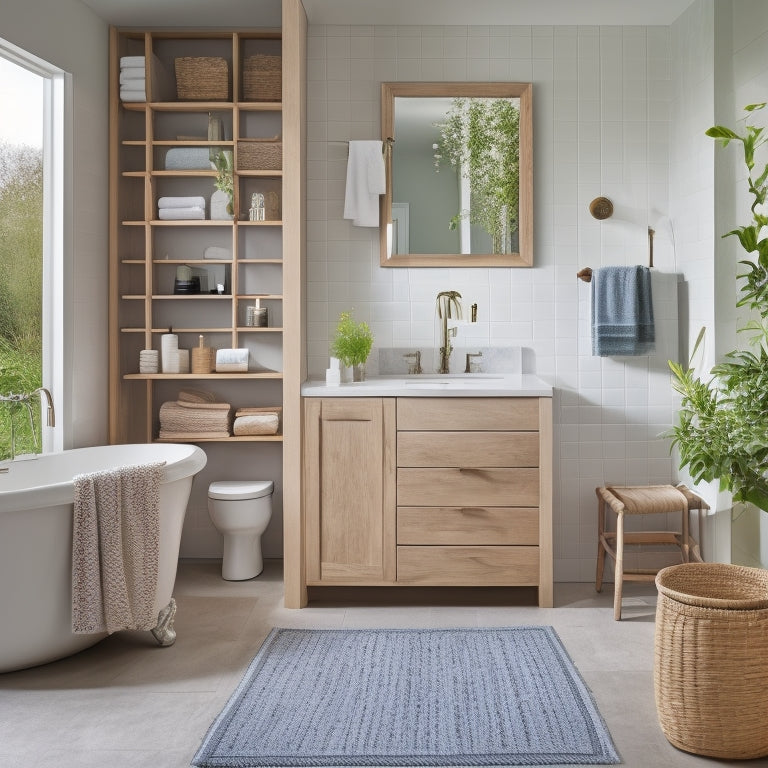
0,443,207,673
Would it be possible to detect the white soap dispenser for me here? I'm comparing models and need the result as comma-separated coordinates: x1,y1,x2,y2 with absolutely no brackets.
326,356,341,386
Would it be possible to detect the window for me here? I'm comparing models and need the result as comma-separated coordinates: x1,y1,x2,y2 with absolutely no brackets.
0,39,67,459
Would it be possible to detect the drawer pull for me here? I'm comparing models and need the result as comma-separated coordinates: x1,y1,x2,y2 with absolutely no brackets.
459,467,488,474
323,417,372,422
460,507,487,515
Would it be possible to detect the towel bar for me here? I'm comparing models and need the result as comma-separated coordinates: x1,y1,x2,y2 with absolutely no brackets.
578,227,655,282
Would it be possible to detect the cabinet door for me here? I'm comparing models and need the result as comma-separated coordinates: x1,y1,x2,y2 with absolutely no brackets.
304,398,396,584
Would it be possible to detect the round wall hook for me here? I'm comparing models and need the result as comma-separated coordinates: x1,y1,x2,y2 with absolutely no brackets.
589,197,614,220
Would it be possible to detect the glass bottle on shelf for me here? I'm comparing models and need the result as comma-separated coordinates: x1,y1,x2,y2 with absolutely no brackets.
249,193,265,221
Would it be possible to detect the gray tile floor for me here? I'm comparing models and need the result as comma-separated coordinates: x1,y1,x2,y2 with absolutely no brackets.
0,560,764,768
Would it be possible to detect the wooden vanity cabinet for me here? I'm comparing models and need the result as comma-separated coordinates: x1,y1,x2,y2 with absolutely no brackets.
302,395,552,606
396,397,552,606
303,398,396,584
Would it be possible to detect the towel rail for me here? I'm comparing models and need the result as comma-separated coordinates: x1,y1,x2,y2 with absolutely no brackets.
577,227,655,282
329,137,394,156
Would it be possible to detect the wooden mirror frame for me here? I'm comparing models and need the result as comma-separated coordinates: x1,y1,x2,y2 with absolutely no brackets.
380,82,533,268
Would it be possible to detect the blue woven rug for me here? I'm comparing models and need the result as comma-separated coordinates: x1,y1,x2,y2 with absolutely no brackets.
192,626,620,767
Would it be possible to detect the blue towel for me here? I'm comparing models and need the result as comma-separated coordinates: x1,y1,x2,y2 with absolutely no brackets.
591,265,655,356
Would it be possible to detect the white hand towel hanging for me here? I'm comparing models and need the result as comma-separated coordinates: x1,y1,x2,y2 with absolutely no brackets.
343,140,385,227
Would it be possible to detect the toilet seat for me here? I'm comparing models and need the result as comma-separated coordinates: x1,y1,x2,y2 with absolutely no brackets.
208,480,274,501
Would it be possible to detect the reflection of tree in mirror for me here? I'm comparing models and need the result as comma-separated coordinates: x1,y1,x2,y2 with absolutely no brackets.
434,98,520,253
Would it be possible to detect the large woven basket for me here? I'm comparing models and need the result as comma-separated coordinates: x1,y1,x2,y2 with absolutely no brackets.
654,562,768,759
175,57,230,101
237,137,282,171
242,55,281,101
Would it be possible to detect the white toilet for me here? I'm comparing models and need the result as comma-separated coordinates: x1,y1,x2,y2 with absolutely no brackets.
207,480,274,581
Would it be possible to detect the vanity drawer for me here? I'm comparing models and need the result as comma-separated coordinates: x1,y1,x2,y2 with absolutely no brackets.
397,431,538,468
397,545,539,585
397,467,539,507
397,397,539,431
397,506,539,545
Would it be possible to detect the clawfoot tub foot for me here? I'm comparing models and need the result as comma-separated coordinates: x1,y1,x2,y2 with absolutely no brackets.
150,598,177,646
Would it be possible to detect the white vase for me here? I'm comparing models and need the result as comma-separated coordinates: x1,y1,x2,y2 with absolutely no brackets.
210,189,233,221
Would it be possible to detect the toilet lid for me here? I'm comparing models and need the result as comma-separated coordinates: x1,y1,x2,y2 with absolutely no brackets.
208,480,274,500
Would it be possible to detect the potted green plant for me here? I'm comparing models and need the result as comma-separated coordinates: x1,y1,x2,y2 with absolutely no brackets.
331,310,374,382
669,103,768,512
433,97,520,253
211,149,234,220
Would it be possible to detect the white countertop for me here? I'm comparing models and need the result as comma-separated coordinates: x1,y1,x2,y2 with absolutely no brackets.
301,374,553,398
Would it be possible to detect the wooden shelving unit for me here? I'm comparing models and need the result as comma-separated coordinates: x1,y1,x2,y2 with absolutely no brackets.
109,27,287,445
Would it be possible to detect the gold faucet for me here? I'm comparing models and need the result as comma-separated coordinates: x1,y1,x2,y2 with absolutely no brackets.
436,290,462,374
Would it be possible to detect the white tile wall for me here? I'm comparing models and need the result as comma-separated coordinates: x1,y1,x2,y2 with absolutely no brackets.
307,22,681,581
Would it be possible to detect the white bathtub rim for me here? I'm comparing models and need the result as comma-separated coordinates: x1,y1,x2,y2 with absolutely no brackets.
0,443,207,512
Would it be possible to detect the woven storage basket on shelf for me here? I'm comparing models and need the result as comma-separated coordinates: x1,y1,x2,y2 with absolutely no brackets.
237,137,282,171
654,562,768,760
174,57,230,101
242,55,281,101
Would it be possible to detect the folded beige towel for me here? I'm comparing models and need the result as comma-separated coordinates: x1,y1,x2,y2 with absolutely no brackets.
72,462,165,635
159,430,231,439
177,399,231,411
160,401,232,434
178,388,218,404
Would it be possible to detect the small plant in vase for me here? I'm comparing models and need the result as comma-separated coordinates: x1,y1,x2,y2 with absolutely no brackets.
331,310,374,382
211,149,234,220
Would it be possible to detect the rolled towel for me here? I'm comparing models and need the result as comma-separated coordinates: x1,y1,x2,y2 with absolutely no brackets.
233,413,279,436
120,87,146,102
158,196,207,209
120,55,145,68
158,206,205,220
119,67,145,84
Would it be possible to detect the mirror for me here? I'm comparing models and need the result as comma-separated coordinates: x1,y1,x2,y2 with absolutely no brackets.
380,82,532,268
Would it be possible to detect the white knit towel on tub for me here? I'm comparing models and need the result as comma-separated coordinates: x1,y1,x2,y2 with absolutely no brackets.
72,461,165,635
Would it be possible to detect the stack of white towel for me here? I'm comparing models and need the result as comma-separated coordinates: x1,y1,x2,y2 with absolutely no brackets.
120,56,146,102
157,196,206,221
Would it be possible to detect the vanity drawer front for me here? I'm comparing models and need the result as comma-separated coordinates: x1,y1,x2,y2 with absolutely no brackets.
397,467,539,507
397,506,539,545
397,545,539,585
397,397,539,431
397,431,538,468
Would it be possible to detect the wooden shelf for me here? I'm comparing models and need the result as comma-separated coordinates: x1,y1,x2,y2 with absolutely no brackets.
150,293,232,299
155,434,283,443
152,258,232,264
120,327,234,333
237,170,284,178
124,372,283,380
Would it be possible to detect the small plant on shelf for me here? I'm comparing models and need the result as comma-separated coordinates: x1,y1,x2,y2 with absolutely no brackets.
331,310,374,380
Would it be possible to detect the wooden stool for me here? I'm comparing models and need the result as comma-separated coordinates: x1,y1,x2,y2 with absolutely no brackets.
596,484,708,620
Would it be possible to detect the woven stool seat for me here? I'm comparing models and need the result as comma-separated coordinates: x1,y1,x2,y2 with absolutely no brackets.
596,484,708,620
